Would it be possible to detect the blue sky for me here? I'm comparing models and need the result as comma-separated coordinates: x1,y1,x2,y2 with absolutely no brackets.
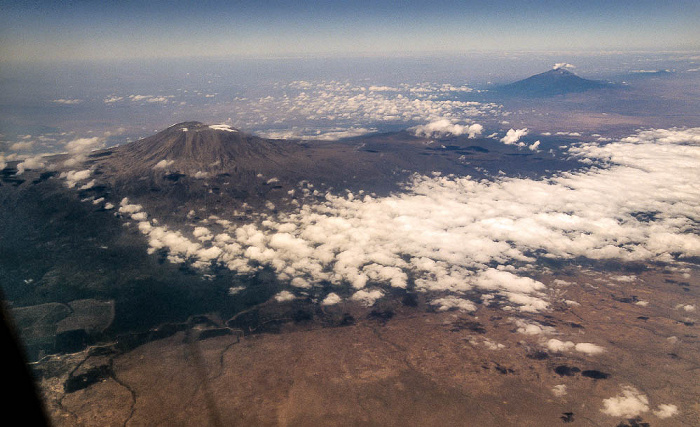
1,1,698,62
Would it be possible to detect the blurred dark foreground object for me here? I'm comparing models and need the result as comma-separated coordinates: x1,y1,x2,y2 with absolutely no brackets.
1,293,51,426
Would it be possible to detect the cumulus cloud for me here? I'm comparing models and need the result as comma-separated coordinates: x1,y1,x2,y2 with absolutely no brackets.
63,136,105,167
547,339,605,355
10,141,34,151
128,94,172,103
513,319,555,335
60,169,92,188
16,155,46,174
131,212,148,221
574,342,605,355
52,98,82,104
232,80,501,140
350,289,384,306
431,296,477,312
104,96,124,103
274,290,296,302
411,119,484,138
553,63,576,70
479,338,503,350
193,226,213,241
546,339,575,352
209,124,237,132
601,387,649,418
551,385,567,397
153,159,175,169
676,304,695,312
500,128,528,145
321,293,342,305
258,127,377,141
118,198,143,214
65,137,103,153
653,404,678,419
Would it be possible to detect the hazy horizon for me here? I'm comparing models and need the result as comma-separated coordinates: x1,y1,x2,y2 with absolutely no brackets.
2,1,698,63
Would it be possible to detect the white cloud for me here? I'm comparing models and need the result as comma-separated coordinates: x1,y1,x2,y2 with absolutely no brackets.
289,277,311,289
500,128,528,145
274,290,296,302
131,212,148,221
258,127,377,141
546,339,605,355
153,159,175,169
118,198,143,214
513,319,555,335
676,304,695,312
209,124,237,132
321,293,342,305
653,404,678,419
546,339,575,352
574,342,605,355
431,296,477,312
60,169,92,188
228,286,245,295
79,179,95,190
104,96,124,103
482,338,505,350
63,136,105,167
52,98,82,104
15,155,46,174
10,141,34,151
551,385,567,397
553,63,576,70
350,289,384,306
411,119,484,138
65,137,103,154
601,387,649,418
232,80,501,140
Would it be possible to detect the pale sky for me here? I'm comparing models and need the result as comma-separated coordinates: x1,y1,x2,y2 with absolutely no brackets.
1,0,698,62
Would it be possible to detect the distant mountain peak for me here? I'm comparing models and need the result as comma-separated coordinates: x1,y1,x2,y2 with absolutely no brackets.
494,67,610,97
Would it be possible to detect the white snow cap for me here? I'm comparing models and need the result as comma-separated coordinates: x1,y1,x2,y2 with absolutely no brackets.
209,124,238,132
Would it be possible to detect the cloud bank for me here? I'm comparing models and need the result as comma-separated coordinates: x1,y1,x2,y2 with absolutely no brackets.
109,128,698,313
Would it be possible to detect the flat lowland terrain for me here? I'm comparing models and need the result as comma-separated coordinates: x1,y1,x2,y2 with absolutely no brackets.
38,265,699,426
